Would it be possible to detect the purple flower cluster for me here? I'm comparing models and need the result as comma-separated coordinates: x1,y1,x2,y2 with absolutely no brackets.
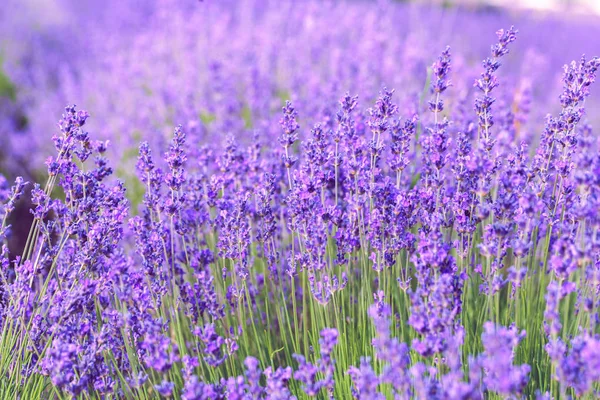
293,328,338,398
1,1,600,398
480,322,530,396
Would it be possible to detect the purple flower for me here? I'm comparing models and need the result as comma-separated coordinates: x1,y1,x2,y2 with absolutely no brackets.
293,328,338,397
348,358,384,400
244,356,265,399
155,380,175,397
546,334,600,396
279,101,300,178
368,301,411,397
409,270,463,357
429,46,452,113
264,365,294,400
480,322,530,396
140,319,179,373
410,363,442,400
194,323,235,367
182,376,219,400
163,125,187,215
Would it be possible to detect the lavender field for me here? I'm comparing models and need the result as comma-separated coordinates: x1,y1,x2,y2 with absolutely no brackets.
2,0,600,398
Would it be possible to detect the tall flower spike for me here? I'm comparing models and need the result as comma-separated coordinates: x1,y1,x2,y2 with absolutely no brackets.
474,26,518,151
279,101,300,188
367,87,398,136
389,114,417,188
560,56,600,109
480,322,530,396
429,46,452,113
0,176,27,239
293,328,339,397
422,46,452,193
164,125,187,218
164,125,187,192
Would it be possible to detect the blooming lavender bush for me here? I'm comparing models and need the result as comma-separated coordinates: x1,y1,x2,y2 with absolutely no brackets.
2,1,600,399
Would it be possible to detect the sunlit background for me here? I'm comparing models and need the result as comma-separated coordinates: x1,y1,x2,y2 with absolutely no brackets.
422,0,600,14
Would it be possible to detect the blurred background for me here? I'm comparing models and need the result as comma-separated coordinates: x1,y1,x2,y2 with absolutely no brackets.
1,0,600,180
417,0,600,13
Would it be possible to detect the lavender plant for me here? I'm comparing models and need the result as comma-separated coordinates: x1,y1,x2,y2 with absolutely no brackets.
2,1,600,400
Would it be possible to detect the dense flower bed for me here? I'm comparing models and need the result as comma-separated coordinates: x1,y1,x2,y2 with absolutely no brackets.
2,1,600,399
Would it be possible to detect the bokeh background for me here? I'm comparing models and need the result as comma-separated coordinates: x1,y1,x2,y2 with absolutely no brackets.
1,0,600,183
